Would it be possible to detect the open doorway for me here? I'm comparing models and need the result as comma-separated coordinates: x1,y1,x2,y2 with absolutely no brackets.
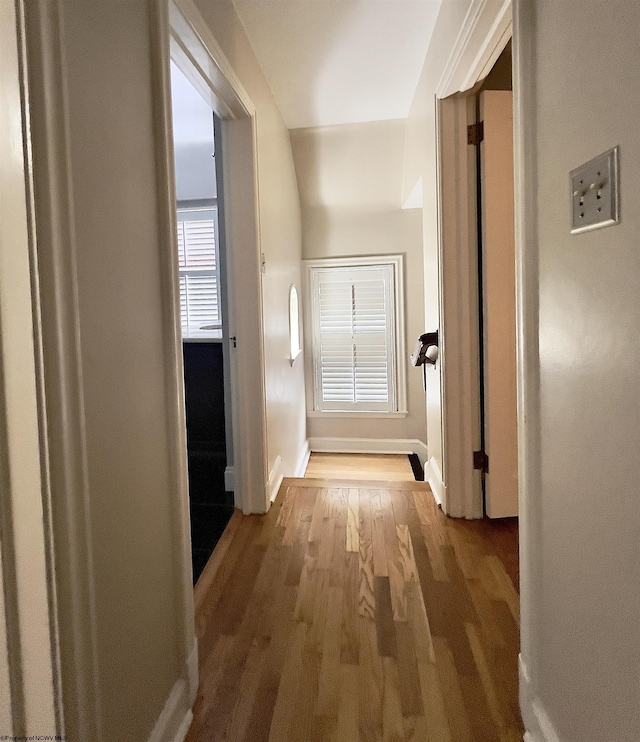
474,42,518,518
435,9,516,521
169,62,234,582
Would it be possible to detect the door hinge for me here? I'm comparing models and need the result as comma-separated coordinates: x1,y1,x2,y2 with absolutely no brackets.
467,121,484,146
473,450,489,473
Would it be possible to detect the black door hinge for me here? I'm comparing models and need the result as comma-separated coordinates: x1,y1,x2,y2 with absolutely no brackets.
467,121,484,146
473,450,489,473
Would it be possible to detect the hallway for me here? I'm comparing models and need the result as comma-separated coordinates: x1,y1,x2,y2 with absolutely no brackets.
187,473,522,741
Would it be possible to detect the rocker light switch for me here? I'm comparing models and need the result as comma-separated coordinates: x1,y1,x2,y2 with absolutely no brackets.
570,146,620,234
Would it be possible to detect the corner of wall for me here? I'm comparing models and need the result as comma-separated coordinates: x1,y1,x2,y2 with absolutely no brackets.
424,456,445,507
294,438,311,477
146,636,198,742
146,678,193,742
267,456,286,503
267,438,311,502
519,655,563,742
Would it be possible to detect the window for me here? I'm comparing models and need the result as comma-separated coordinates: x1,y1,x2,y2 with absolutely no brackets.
177,207,221,339
289,285,302,364
305,255,406,415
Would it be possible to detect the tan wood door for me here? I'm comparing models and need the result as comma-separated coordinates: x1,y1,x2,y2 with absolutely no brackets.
480,91,519,518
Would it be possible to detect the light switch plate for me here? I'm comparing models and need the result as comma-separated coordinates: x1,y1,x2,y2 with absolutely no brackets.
570,146,620,234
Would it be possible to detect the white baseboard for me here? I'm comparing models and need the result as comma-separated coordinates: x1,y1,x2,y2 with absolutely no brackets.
309,437,428,465
295,439,311,477
267,441,311,503
267,455,287,503
187,639,198,708
519,655,562,742
224,465,234,492
424,456,446,507
147,677,193,742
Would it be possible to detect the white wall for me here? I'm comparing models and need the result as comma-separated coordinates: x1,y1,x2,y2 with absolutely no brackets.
193,0,308,481
518,2,640,740
289,120,427,446
403,0,474,482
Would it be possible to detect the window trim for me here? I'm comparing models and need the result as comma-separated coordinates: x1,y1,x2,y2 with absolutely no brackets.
303,254,407,417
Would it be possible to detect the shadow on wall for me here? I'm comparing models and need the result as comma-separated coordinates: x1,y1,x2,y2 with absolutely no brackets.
289,119,412,259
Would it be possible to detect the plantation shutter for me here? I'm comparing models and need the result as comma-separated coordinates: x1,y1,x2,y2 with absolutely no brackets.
176,208,221,338
311,264,396,412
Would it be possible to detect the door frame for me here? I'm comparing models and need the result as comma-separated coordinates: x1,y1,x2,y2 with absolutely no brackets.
434,0,513,520
164,0,269,520
151,4,270,713
0,0,63,735
435,0,541,727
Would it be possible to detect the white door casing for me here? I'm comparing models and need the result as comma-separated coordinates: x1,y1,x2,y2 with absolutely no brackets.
0,0,63,735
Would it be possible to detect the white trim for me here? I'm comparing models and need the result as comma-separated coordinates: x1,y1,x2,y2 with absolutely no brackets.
0,0,62,734
309,437,428,465
20,0,104,736
224,466,235,492
146,677,193,742
267,456,287,503
149,2,198,714
513,0,540,698
519,657,562,742
436,0,512,98
294,439,311,478
169,0,254,118
424,457,446,507
186,638,198,708
268,439,311,501
306,411,408,419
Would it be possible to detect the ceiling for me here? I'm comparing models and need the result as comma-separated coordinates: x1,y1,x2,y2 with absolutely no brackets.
231,0,442,130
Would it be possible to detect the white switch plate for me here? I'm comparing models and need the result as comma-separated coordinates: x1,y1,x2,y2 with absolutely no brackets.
570,146,620,234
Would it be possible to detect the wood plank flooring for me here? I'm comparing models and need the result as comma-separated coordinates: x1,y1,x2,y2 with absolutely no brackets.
187,477,522,742
304,453,416,482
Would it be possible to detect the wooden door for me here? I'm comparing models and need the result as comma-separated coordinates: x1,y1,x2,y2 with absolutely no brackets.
480,91,518,518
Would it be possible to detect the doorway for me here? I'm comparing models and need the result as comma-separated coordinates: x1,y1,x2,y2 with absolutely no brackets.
474,42,518,518
169,62,234,582
167,0,269,526
435,10,521,520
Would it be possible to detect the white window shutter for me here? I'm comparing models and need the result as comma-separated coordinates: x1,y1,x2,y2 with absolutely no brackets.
176,208,221,338
183,220,216,268
313,265,395,412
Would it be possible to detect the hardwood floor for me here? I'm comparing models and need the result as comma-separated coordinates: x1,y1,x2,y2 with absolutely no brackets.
304,453,416,481
188,477,522,742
